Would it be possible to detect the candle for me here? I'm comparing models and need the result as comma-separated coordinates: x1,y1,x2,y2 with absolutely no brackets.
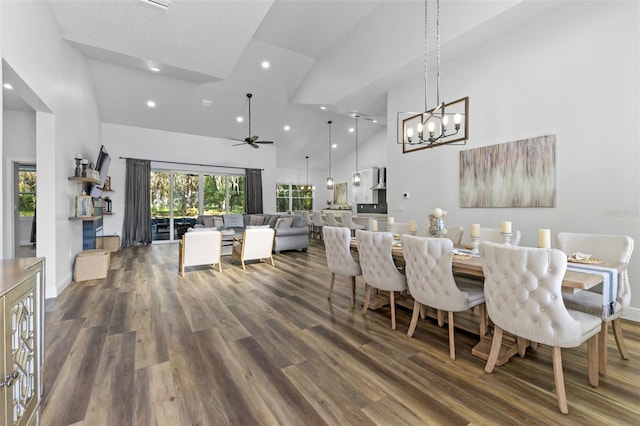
501,221,512,234
409,220,417,232
470,223,480,238
371,220,378,232
538,229,551,248
387,216,395,226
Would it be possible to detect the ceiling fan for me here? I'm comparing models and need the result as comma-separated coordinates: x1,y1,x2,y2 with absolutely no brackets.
231,93,275,149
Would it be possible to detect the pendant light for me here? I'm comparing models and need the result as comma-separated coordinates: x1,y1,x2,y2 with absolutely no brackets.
326,120,334,190
305,155,314,191
352,115,361,187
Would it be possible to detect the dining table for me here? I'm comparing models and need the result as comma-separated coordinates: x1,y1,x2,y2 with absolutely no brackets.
349,237,628,365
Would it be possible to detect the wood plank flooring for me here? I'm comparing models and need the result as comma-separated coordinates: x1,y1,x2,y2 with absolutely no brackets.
41,241,640,425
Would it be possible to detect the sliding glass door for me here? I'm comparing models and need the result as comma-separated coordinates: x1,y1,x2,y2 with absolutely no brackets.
151,169,245,242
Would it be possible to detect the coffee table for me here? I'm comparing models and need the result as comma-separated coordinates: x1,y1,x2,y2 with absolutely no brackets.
220,229,240,255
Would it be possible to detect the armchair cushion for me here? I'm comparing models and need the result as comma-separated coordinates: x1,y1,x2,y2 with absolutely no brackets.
223,214,244,228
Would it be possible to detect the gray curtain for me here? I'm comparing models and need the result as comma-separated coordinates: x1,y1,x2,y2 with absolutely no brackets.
122,158,152,247
245,168,263,214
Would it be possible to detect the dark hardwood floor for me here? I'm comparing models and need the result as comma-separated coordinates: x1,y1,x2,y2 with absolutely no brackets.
41,241,640,425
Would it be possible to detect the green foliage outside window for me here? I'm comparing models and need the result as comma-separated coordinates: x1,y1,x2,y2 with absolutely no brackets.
276,183,313,213
19,170,37,217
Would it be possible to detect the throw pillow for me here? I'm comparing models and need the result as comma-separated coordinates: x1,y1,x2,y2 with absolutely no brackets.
249,214,265,226
275,217,293,229
202,216,215,228
223,214,244,228
188,227,216,232
246,225,270,229
291,216,304,227
213,216,224,228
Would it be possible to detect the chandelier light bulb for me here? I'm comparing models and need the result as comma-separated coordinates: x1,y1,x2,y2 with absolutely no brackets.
417,122,423,139
427,122,435,132
442,115,449,126
454,113,462,124
407,127,414,142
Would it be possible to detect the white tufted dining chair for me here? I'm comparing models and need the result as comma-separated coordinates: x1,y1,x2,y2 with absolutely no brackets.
402,235,486,360
556,232,634,374
325,212,343,227
341,211,365,236
477,227,521,246
479,241,601,414
311,211,325,240
356,230,408,329
445,226,464,244
179,230,222,275
323,226,362,308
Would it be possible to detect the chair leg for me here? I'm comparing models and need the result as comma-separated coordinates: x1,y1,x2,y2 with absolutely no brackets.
485,325,504,373
517,337,528,357
328,273,336,300
587,334,599,388
241,259,246,270
407,300,421,337
349,276,356,308
390,291,396,330
437,309,444,327
448,311,455,360
612,318,629,360
552,346,569,414
419,304,426,320
362,284,371,315
478,304,487,337
598,322,608,375
269,255,275,267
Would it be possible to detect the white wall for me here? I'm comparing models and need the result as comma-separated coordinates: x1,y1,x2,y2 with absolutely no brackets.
3,110,36,252
101,123,278,236
386,1,640,319
328,127,388,207
2,1,102,297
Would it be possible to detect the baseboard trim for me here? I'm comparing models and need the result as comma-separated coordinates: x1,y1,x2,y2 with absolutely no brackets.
47,273,72,299
623,307,640,323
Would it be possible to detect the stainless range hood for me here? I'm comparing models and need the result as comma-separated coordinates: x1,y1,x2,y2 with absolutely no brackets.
370,167,386,190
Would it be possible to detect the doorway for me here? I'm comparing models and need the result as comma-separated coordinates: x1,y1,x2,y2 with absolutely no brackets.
14,162,37,258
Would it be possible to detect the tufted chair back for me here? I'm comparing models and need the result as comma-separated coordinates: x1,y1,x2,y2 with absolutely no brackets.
479,241,593,348
323,226,362,277
402,236,470,311
479,227,521,246
356,230,407,292
325,212,343,227
556,232,634,308
445,226,464,244
341,212,365,231
312,211,325,227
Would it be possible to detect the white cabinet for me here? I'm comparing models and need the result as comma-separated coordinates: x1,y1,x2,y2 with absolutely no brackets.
354,168,377,204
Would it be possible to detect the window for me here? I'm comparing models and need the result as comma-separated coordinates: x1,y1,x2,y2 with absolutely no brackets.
276,183,313,213
151,169,245,241
18,165,37,217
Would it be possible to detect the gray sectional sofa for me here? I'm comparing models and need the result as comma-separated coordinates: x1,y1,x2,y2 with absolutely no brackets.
195,213,309,253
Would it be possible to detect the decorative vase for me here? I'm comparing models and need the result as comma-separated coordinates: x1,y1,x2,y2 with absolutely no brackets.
428,214,447,237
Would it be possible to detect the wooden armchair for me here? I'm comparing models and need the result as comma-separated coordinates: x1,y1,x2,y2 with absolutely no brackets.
231,228,275,270
179,230,222,276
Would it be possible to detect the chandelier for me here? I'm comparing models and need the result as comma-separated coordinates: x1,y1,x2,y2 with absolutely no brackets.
326,121,334,190
398,0,469,152
352,115,361,187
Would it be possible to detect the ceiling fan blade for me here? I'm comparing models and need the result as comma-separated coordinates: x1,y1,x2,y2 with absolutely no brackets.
255,141,274,144
249,142,260,149
232,142,246,146
250,135,259,142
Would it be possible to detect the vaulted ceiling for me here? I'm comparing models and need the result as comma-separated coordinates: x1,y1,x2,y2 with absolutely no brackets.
4,0,563,170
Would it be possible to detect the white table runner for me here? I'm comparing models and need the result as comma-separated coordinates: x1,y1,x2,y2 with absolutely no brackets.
566,263,620,319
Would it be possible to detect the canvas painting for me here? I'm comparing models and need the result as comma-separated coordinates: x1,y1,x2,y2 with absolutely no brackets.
334,182,348,206
460,135,556,207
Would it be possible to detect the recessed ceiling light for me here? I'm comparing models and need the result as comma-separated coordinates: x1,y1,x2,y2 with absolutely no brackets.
261,61,270,69
372,120,378,123
149,66,160,72
348,128,354,133
141,0,170,10
284,125,290,131
201,99,212,107
3,83,13,90
146,100,156,108
320,106,327,110
332,144,337,149
236,116,244,123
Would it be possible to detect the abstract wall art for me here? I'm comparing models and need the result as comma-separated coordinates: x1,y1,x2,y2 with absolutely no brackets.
460,134,556,208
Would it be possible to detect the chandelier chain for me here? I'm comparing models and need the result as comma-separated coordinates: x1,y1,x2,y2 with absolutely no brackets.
436,0,441,107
